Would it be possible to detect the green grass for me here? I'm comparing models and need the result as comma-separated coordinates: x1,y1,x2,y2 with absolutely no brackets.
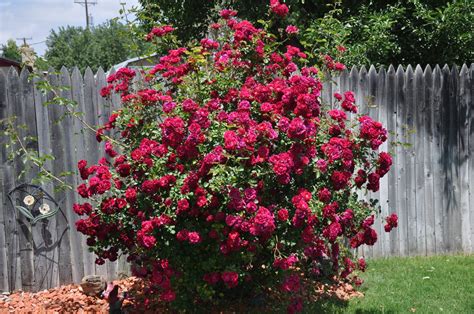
307,255,474,314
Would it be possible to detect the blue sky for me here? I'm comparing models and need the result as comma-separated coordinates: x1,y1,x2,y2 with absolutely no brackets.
0,0,140,56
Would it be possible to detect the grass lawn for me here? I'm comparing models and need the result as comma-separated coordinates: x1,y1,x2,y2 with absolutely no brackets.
307,255,474,313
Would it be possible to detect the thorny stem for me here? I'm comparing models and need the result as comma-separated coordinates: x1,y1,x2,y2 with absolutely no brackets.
273,235,282,259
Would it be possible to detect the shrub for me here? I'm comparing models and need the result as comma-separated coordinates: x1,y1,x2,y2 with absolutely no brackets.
74,1,397,311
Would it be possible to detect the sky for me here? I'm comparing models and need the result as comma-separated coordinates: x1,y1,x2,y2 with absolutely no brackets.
0,0,140,56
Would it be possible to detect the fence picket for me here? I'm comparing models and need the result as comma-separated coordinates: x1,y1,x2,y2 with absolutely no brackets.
414,65,426,255
81,67,99,276
0,71,10,289
6,68,25,290
469,63,474,253
394,65,408,256
449,65,462,252
0,169,8,291
432,65,446,253
458,64,471,252
423,65,436,255
405,65,418,255
376,66,388,257
385,65,399,256
47,68,74,286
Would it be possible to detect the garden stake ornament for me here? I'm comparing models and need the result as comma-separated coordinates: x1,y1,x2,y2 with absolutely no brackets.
8,184,63,225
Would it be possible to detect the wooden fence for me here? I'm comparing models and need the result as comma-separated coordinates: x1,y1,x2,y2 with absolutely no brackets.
0,64,473,292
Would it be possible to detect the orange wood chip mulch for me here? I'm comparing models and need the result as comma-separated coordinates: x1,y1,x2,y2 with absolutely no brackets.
0,284,109,313
0,277,140,314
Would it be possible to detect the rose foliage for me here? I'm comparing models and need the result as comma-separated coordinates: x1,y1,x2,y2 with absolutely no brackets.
74,1,397,312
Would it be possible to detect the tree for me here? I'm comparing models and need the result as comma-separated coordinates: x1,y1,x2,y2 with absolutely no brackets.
44,20,152,72
1,39,21,62
137,0,326,43
137,0,474,66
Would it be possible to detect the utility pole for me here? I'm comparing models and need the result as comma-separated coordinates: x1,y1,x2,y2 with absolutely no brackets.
74,0,98,29
16,37,33,46
15,37,36,68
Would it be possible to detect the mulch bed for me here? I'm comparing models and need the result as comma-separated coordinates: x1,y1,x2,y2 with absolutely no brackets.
0,277,362,313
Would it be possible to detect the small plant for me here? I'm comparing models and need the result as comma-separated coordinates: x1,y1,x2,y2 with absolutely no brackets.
74,1,397,312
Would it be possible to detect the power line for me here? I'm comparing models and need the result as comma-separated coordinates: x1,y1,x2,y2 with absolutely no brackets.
74,0,98,29
30,40,47,46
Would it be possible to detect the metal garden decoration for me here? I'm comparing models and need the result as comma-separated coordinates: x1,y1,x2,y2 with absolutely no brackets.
8,184,60,225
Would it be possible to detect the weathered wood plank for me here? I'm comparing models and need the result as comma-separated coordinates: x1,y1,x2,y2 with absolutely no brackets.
1,165,20,290
339,68,349,96
58,67,84,284
404,65,417,255
385,65,400,256
19,68,42,291
80,67,98,277
432,65,446,253
321,71,332,106
348,66,365,257
32,72,60,290
441,65,461,252
47,68,74,286
107,68,120,115
469,63,474,253
366,65,383,257
458,64,471,252
93,67,110,279
359,66,373,257
0,70,8,163
395,65,408,256
71,67,89,280
375,66,389,257
440,64,452,253
414,65,426,255
0,70,9,292
104,68,120,280
422,65,436,255
7,67,33,291
330,70,340,109
447,65,462,252
0,167,9,291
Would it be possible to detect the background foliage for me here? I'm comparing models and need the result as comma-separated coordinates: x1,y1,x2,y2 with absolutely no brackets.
44,20,152,72
137,0,474,66
0,39,22,63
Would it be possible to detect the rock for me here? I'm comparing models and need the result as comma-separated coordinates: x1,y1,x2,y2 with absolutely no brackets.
80,275,107,296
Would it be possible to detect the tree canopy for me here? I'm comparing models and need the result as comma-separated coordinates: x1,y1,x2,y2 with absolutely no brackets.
1,39,22,63
44,20,152,72
137,0,474,66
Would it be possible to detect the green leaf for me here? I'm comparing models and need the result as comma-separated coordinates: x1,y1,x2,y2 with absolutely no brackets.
15,206,34,220
31,206,60,225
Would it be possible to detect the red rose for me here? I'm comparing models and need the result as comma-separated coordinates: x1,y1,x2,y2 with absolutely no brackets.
384,213,398,232
277,208,289,221
187,231,201,244
221,271,239,288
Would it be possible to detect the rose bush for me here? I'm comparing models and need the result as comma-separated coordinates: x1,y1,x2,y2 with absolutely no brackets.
74,1,397,312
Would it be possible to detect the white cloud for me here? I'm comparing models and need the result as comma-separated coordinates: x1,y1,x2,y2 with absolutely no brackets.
0,0,140,56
